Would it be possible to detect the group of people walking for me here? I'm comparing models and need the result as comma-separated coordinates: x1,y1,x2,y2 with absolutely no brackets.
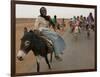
69,12,95,39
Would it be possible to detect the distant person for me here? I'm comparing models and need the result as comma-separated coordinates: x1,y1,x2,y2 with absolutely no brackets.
51,15,57,31
76,16,80,26
80,15,84,22
79,15,84,28
87,12,95,31
83,17,88,30
71,16,77,33
62,18,65,26
87,12,94,24
24,27,28,34
52,15,57,23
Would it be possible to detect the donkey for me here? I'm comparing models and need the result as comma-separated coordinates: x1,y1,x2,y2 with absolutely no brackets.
17,28,54,72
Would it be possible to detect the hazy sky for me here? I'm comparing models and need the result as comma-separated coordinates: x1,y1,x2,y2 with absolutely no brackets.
16,4,95,18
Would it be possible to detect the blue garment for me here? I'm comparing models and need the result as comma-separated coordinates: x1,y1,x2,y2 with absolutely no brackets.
42,30,66,55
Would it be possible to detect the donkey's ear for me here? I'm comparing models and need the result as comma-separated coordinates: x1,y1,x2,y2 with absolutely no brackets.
24,27,28,34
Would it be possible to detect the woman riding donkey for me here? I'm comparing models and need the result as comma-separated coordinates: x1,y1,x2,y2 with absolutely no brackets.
33,7,66,61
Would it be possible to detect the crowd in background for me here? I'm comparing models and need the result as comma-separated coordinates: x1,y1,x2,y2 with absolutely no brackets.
69,12,95,39
70,12,95,32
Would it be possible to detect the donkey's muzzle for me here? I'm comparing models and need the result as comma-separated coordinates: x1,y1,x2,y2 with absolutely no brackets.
17,56,23,61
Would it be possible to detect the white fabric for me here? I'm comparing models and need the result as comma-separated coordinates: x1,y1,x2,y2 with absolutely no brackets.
38,27,50,31
74,26,79,33
34,16,49,30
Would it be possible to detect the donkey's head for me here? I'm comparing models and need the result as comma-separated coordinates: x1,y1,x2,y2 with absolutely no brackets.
17,28,34,61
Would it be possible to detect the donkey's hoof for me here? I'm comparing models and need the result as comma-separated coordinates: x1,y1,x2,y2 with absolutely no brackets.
49,68,52,70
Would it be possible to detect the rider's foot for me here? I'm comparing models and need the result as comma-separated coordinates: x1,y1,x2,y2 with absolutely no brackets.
55,55,62,61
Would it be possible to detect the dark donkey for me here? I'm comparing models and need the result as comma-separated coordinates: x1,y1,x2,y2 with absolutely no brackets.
17,28,54,72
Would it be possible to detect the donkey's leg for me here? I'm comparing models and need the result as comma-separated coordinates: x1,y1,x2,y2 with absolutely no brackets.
45,55,51,69
36,56,40,72
50,51,53,63
37,61,40,72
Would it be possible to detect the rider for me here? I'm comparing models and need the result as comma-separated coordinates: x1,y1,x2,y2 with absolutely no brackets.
33,7,66,61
